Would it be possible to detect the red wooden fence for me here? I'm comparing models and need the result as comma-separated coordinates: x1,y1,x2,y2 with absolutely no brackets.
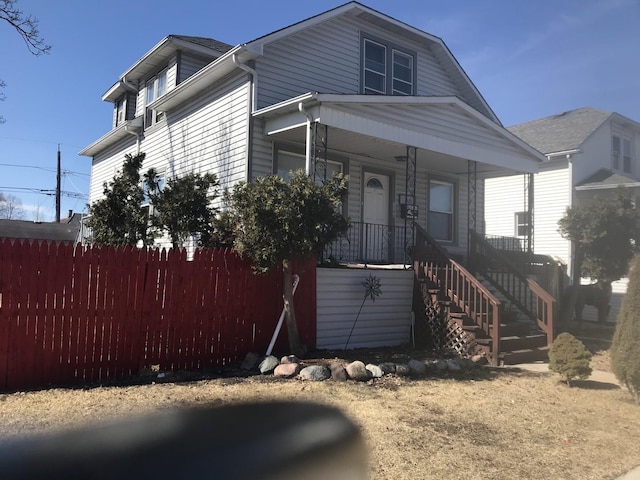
0,240,316,391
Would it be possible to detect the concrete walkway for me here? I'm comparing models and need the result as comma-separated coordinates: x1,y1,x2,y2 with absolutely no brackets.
506,364,640,479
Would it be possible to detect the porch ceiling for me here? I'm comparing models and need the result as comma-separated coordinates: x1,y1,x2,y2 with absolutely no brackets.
254,94,545,176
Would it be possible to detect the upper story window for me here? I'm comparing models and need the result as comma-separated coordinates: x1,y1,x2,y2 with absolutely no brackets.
115,97,126,126
362,34,416,96
612,134,633,174
514,211,530,238
145,70,168,128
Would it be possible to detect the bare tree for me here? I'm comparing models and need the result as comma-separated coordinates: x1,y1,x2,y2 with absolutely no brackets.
0,0,51,123
0,192,26,219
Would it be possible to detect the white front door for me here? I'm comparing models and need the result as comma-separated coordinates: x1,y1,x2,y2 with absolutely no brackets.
363,172,390,261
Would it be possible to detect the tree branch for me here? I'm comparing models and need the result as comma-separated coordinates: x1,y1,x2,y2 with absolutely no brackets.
0,0,51,56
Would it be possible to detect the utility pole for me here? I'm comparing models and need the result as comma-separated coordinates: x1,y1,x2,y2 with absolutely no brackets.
56,144,61,222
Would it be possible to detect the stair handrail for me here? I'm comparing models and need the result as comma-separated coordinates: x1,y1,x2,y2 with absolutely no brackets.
414,223,502,363
470,231,555,345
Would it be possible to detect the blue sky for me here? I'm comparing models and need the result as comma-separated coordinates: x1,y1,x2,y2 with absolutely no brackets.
1,0,638,221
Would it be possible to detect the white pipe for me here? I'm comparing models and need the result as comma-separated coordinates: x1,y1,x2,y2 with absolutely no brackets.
266,274,300,356
298,102,314,175
232,53,257,113
124,126,141,154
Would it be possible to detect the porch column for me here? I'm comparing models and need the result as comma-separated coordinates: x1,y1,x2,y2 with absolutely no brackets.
307,122,328,182
404,146,417,265
525,172,534,254
467,160,477,258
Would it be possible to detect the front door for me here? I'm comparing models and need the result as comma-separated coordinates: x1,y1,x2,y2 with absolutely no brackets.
363,172,390,262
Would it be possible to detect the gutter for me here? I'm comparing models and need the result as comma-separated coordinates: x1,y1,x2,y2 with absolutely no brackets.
298,102,315,175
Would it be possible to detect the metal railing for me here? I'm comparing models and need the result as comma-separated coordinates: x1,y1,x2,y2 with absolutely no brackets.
322,221,406,264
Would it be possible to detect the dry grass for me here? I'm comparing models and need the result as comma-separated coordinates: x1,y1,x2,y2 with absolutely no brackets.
1,355,639,479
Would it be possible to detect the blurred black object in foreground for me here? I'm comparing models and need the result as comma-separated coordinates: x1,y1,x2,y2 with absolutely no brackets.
0,401,367,479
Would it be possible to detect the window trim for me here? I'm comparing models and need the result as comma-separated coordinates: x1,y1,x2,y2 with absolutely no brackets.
145,69,168,128
612,133,634,174
361,32,416,96
427,176,456,243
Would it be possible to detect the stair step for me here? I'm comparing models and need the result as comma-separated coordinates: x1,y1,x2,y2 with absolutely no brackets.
500,346,550,365
493,322,531,337
500,334,548,351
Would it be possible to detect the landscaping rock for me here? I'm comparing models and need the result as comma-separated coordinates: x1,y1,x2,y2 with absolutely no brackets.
274,362,301,378
259,355,279,374
299,365,331,381
446,359,462,372
395,363,411,376
366,364,384,378
408,359,427,376
435,360,448,372
281,355,300,364
346,361,370,381
379,362,396,375
329,362,348,382
241,352,260,371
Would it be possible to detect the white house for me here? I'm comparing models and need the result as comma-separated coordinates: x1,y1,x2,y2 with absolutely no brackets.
80,2,547,357
485,107,640,322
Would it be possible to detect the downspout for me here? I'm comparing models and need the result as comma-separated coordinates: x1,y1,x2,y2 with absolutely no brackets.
232,53,257,181
298,102,314,175
124,126,141,155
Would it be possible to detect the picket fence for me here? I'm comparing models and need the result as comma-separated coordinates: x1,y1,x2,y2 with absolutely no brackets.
0,240,316,391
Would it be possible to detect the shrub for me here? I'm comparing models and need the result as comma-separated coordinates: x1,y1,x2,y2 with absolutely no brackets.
548,332,592,386
611,255,640,405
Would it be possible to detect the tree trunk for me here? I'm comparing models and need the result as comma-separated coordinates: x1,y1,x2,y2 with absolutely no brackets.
282,259,304,357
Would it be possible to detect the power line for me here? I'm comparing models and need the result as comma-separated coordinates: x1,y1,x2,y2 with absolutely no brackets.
0,163,90,177
0,186,87,199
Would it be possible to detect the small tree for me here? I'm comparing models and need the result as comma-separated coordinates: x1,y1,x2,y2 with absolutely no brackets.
611,255,640,405
558,188,640,284
145,171,219,248
87,153,150,246
548,332,592,386
226,170,349,356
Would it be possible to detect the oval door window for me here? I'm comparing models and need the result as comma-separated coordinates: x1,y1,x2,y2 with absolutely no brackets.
366,177,384,189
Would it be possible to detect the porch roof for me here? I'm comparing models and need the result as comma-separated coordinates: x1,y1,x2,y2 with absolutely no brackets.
254,94,545,175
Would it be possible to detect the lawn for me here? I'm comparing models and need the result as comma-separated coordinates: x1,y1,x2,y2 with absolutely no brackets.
0,325,638,479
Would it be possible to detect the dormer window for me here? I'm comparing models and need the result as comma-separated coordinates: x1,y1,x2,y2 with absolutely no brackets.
145,70,168,127
115,97,126,126
362,34,415,95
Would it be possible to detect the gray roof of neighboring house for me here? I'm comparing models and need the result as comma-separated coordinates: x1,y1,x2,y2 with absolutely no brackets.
507,107,612,155
169,35,234,55
0,215,81,244
575,168,640,190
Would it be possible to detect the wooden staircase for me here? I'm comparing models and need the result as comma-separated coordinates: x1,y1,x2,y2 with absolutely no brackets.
412,224,555,366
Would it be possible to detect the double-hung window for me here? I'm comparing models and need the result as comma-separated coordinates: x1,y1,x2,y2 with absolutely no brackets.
515,211,530,238
142,171,165,219
145,70,168,127
428,179,455,242
613,134,633,174
115,97,125,126
362,35,415,95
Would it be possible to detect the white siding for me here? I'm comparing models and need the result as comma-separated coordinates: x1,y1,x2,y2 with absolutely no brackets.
179,54,212,83
256,15,463,109
316,268,414,349
485,163,570,262
88,73,250,208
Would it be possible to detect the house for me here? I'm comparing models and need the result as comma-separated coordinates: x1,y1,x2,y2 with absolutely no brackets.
79,2,549,363
485,107,640,323
0,211,82,245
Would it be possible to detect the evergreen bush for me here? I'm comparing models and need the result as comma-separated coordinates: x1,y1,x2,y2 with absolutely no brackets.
548,332,592,386
611,255,640,405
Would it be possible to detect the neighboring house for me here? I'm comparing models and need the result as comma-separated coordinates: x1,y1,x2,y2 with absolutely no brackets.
79,2,547,360
0,212,82,245
485,107,640,322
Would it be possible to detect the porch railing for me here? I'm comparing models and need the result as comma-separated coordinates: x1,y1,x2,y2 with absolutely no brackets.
323,221,406,264
414,223,502,363
469,231,555,345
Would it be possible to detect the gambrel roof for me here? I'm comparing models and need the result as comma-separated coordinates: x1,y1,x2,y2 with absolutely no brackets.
507,107,612,156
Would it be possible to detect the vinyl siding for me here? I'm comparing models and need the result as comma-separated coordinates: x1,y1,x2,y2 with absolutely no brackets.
178,54,213,83
256,15,463,109
485,163,570,262
88,73,250,208
316,268,413,349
